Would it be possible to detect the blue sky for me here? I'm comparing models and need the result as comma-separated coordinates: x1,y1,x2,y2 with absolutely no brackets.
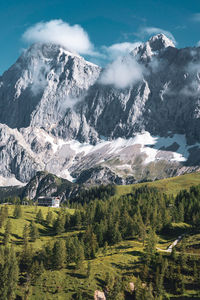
0,0,200,74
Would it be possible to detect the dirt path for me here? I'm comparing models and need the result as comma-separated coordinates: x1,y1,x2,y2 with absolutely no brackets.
157,235,183,253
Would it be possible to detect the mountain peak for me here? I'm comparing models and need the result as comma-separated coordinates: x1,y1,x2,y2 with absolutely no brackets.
147,33,175,50
19,42,99,69
131,33,175,61
22,42,79,61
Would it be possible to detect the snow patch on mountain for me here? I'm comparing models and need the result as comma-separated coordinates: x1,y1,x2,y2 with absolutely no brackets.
0,176,26,187
42,131,191,166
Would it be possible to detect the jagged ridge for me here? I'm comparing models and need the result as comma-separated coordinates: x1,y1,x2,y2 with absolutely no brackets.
0,34,200,185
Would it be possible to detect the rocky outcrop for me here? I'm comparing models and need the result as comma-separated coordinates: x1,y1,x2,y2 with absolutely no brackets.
0,43,100,131
94,290,106,300
22,171,74,200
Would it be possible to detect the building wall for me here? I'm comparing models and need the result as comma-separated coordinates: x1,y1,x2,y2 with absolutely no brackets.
38,197,60,207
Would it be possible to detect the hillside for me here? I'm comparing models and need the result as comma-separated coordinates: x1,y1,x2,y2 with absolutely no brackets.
116,171,200,197
0,180,200,299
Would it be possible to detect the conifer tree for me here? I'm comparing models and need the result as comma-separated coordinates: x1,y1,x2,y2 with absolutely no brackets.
46,210,53,226
43,241,53,269
7,247,19,300
30,260,45,284
144,228,157,265
36,209,43,224
105,272,115,292
0,246,19,300
136,207,146,245
23,224,29,248
171,247,177,261
75,241,85,271
84,226,98,259
54,215,65,235
52,240,66,269
108,277,122,300
3,220,12,246
146,283,154,300
102,241,108,255
86,261,91,278
20,240,33,273
29,221,39,242
13,205,22,219
0,207,6,228
66,237,76,264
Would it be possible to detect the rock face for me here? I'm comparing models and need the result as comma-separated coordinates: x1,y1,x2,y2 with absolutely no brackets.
0,43,100,132
22,171,75,201
1,34,200,186
94,290,106,300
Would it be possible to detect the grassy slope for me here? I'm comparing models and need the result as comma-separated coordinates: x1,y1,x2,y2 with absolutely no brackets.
2,171,200,299
116,172,200,197
1,206,199,299
0,206,75,251
0,206,143,299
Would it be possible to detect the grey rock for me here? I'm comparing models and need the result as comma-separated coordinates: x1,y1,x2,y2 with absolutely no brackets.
0,35,200,186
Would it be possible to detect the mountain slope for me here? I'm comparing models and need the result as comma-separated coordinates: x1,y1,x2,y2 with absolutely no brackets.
1,35,200,185
0,43,100,132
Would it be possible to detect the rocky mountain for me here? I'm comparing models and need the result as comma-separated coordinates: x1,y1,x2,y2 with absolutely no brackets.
21,171,76,201
1,34,200,187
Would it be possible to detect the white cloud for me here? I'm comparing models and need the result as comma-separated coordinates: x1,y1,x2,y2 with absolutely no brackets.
136,27,176,45
99,56,143,89
191,13,200,22
103,42,142,60
30,62,50,96
22,19,94,55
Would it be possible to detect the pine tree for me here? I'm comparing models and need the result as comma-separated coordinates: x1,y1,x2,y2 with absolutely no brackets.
54,215,65,235
193,261,198,281
36,209,43,224
46,210,53,226
66,237,76,264
30,260,45,284
136,207,146,245
3,220,12,246
108,277,122,300
142,264,149,281
86,261,91,278
0,246,19,300
84,226,98,259
13,205,22,219
105,272,115,292
171,247,177,261
52,240,66,269
43,241,53,269
75,241,85,271
155,265,164,298
20,241,33,273
179,237,187,269
73,210,82,229
0,207,6,228
146,283,154,300
23,224,29,248
144,228,157,265
102,241,108,255
7,247,19,300
29,221,39,242
75,290,83,300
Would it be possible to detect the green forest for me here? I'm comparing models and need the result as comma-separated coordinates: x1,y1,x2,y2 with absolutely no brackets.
0,178,200,299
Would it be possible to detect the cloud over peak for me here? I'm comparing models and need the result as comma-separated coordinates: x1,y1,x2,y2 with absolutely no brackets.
103,42,142,60
99,56,143,89
22,19,94,55
135,27,176,45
